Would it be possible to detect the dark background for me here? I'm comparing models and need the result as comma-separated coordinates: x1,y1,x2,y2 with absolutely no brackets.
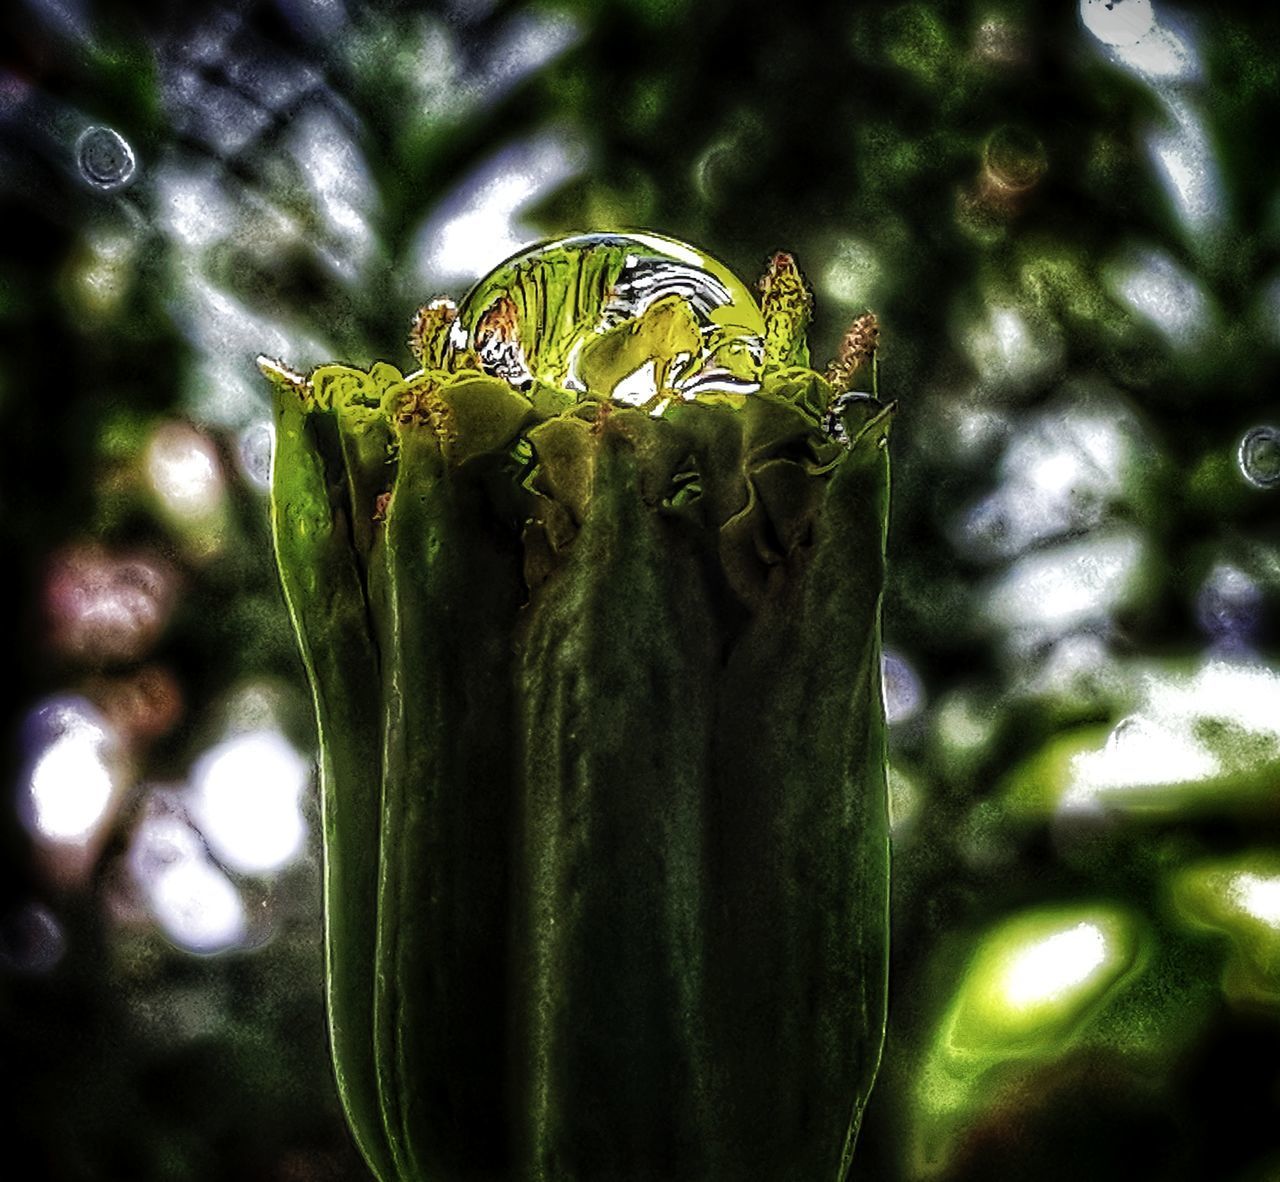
4,0,1280,1178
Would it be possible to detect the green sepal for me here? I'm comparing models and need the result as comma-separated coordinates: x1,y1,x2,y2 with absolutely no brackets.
707,401,891,1180
529,380,578,420
436,372,536,465
268,388,395,1182
512,422,720,1180
333,404,395,570
591,406,693,505
765,365,834,421
751,456,827,554
525,415,597,525
718,479,772,607
740,387,824,464
662,399,750,530
312,362,401,411
369,418,524,1181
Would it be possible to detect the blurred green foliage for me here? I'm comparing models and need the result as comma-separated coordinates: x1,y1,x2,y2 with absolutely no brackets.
3,0,1280,1179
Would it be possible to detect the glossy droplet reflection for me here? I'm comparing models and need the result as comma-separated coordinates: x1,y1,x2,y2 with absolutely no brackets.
76,125,137,190
1238,425,1280,489
454,231,765,405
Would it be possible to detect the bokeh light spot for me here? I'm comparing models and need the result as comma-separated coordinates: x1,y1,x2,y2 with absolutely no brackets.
188,730,311,875
21,697,120,844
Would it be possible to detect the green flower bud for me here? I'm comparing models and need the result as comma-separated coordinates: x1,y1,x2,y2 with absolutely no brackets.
264,232,892,1182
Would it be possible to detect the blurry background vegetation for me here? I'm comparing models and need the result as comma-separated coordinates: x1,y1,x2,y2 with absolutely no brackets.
3,0,1280,1178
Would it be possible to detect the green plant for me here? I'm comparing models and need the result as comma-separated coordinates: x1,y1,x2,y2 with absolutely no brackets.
264,232,891,1182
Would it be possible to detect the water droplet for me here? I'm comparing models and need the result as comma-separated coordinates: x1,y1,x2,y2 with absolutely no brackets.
76,125,137,190
1238,425,1280,489
455,232,765,404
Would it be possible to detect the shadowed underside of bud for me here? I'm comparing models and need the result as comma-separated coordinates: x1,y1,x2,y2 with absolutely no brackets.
264,232,891,1182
